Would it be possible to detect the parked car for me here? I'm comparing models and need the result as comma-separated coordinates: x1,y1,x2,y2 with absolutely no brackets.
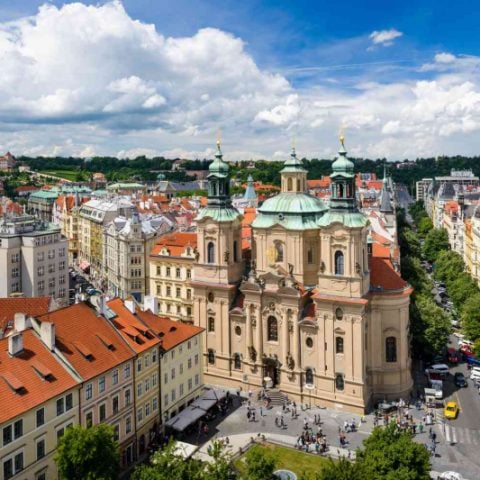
444,401,459,419
454,372,467,388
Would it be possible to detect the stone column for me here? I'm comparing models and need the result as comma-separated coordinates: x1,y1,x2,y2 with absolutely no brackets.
255,309,263,363
282,309,289,367
293,313,300,368
245,306,252,361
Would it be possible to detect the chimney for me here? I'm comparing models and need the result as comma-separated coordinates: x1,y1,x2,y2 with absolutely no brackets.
143,295,158,314
124,297,136,315
40,322,56,351
8,332,23,356
14,313,27,332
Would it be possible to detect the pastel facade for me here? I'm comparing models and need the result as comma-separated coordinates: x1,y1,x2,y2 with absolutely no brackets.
193,141,412,414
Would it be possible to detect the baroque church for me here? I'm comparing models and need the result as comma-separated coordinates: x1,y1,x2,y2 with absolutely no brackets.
192,138,412,413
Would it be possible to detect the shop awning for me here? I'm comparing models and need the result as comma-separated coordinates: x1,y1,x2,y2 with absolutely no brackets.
165,406,205,432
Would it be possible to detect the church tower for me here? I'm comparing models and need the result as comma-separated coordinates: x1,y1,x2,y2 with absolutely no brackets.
192,141,244,382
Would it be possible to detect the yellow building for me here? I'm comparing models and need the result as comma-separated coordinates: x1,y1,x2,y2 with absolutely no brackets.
149,232,197,322
0,326,80,480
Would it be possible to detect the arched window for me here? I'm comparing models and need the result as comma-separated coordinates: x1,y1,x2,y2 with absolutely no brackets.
234,353,241,370
335,337,344,354
335,374,344,391
386,336,397,362
297,179,301,191
338,183,343,198
305,368,314,385
267,316,278,341
212,182,217,196
335,307,343,320
208,349,215,365
208,317,215,332
287,177,293,191
207,242,215,264
334,251,344,275
276,243,284,262
307,248,313,264
233,240,238,262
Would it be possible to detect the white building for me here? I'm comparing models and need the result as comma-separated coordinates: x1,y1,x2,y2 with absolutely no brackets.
0,215,68,303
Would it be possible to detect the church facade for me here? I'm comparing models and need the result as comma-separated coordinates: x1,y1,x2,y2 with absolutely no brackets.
192,140,412,413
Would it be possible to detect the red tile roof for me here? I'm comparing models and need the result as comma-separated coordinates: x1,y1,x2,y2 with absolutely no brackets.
137,310,203,351
307,177,331,189
150,232,197,257
0,297,52,331
0,329,78,423
369,257,407,291
37,303,135,381
107,298,160,354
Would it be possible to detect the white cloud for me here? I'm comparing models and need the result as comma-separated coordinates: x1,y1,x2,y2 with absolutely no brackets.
369,28,403,47
0,3,480,160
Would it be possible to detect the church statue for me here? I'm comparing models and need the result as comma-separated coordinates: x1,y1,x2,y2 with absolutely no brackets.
224,250,230,263
194,248,200,262
355,262,361,274
286,351,295,370
248,346,257,362
319,261,325,273
288,263,294,275
251,259,257,274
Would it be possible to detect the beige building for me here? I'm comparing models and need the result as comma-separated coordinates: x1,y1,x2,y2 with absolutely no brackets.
0,215,68,303
36,303,137,468
192,142,412,414
0,320,80,480
149,232,197,322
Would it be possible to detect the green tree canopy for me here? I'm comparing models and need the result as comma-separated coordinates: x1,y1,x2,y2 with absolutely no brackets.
461,294,480,341
417,217,433,238
244,446,276,480
310,457,358,480
423,228,449,262
356,423,431,480
55,424,119,480
434,250,465,283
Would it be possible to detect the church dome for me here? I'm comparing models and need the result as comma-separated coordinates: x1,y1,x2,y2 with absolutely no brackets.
259,192,327,214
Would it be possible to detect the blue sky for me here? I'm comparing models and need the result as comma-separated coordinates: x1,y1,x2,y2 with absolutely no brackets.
0,0,479,159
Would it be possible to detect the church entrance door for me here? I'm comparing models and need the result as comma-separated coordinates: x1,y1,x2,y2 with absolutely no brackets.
263,358,279,387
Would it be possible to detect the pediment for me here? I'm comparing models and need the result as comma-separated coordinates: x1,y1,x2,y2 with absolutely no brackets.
334,327,346,334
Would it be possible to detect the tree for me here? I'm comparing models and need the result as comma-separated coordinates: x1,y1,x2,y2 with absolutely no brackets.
55,424,119,480
356,423,431,480
204,441,235,480
311,457,358,480
399,229,422,258
417,217,433,238
434,250,465,283
423,228,449,262
461,294,480,341
244,446,276,480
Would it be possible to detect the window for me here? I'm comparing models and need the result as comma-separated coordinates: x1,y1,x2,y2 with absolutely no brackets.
152,350,157,363
233,240,238,262
305,368,314,385
176,268,181,278
14,420,22,439
153,397,158,411
171,368,175,380
188,358,192,369
99,403,106,422
145,403,150,417
335,307,343,320
207,242,215,264
124,363,131,379
275,243,284,262
125,389,131,406
66,393,73,411
187,269,191,279
164,394,169,407
307,249,313,264
3,425,12,446
166,267,171,277
86,412,93,428
137,383,143,397
164,372,168,384
113,396,119,415
386,336,397,362
3,458,13,480
99,376,106,393
153,373,158,387
180,363,184,374
180,383,184,396
14,452,23,473
176,287,181,298
126,416,132,434
36,408,45,428
11,267,19,278
86,383,93,400
37,438,46,460
37,266,44,276
113,424,119,442
267,316,278,341
334,251,344,275
171,388,176,402
137,359,142,373
36,472,46,480
145,378,150,392
208,349,215,365
112,369,119,385
156,266,161,276
336,337,344,354
137,408,143,423
166,286,171,297
208,317,215,332
335,374,345,391
234,353,241,370
188,378,193,391
287,177,293,191
56,398,65,416
195,374,199,385
306,337,313,348
195,354,199,365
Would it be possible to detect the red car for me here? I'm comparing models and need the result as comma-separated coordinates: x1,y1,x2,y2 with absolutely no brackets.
460,345,474,356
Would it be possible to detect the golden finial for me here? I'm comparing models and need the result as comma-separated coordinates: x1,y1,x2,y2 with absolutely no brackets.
216,128,222,149
339,126,345,148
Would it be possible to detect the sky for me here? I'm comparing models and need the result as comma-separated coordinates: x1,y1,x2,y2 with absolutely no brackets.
0,0,479,160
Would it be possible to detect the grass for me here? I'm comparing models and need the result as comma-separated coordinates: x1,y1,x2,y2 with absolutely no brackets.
42,170,79,181
234,443,329,478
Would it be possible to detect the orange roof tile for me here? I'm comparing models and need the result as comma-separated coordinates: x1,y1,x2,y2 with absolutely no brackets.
37,303,135,381
242,207,257,226
137,310,203,351
0,297,52,331
0,329,78,423
372,242,391,258
366,181,383,190
107,298,160,353
150,231,197,257
307,177,331,188
369,257,407,291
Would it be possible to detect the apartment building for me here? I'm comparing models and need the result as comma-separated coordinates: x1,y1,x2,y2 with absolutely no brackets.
0,151,17,171
27,191,60,222
148,232,197,322
0,320,80,480
103,212,170,301
139,299,204,422
107,298,161,456
36,303,137,468
0,215,68,303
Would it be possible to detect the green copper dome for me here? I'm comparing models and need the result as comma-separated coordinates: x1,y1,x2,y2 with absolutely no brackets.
331,144,354,179
280,147,307,174
208,141,229,178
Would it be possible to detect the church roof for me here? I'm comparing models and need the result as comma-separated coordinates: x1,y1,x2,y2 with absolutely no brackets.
243,175,257,201
316,210,369,228
195,206,242,223
280,148,307,174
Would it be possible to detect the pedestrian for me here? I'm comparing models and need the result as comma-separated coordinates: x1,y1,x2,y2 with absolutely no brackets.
260,406,263,416
314,414,317,424
247,410,251,421
291,408,295,419
419,422,424,434
432,432,437,443
253,411,256,422
275,417,279,427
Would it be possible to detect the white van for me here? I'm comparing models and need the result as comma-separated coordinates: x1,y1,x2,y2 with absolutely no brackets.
470,367,480,381
425,364,449,375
